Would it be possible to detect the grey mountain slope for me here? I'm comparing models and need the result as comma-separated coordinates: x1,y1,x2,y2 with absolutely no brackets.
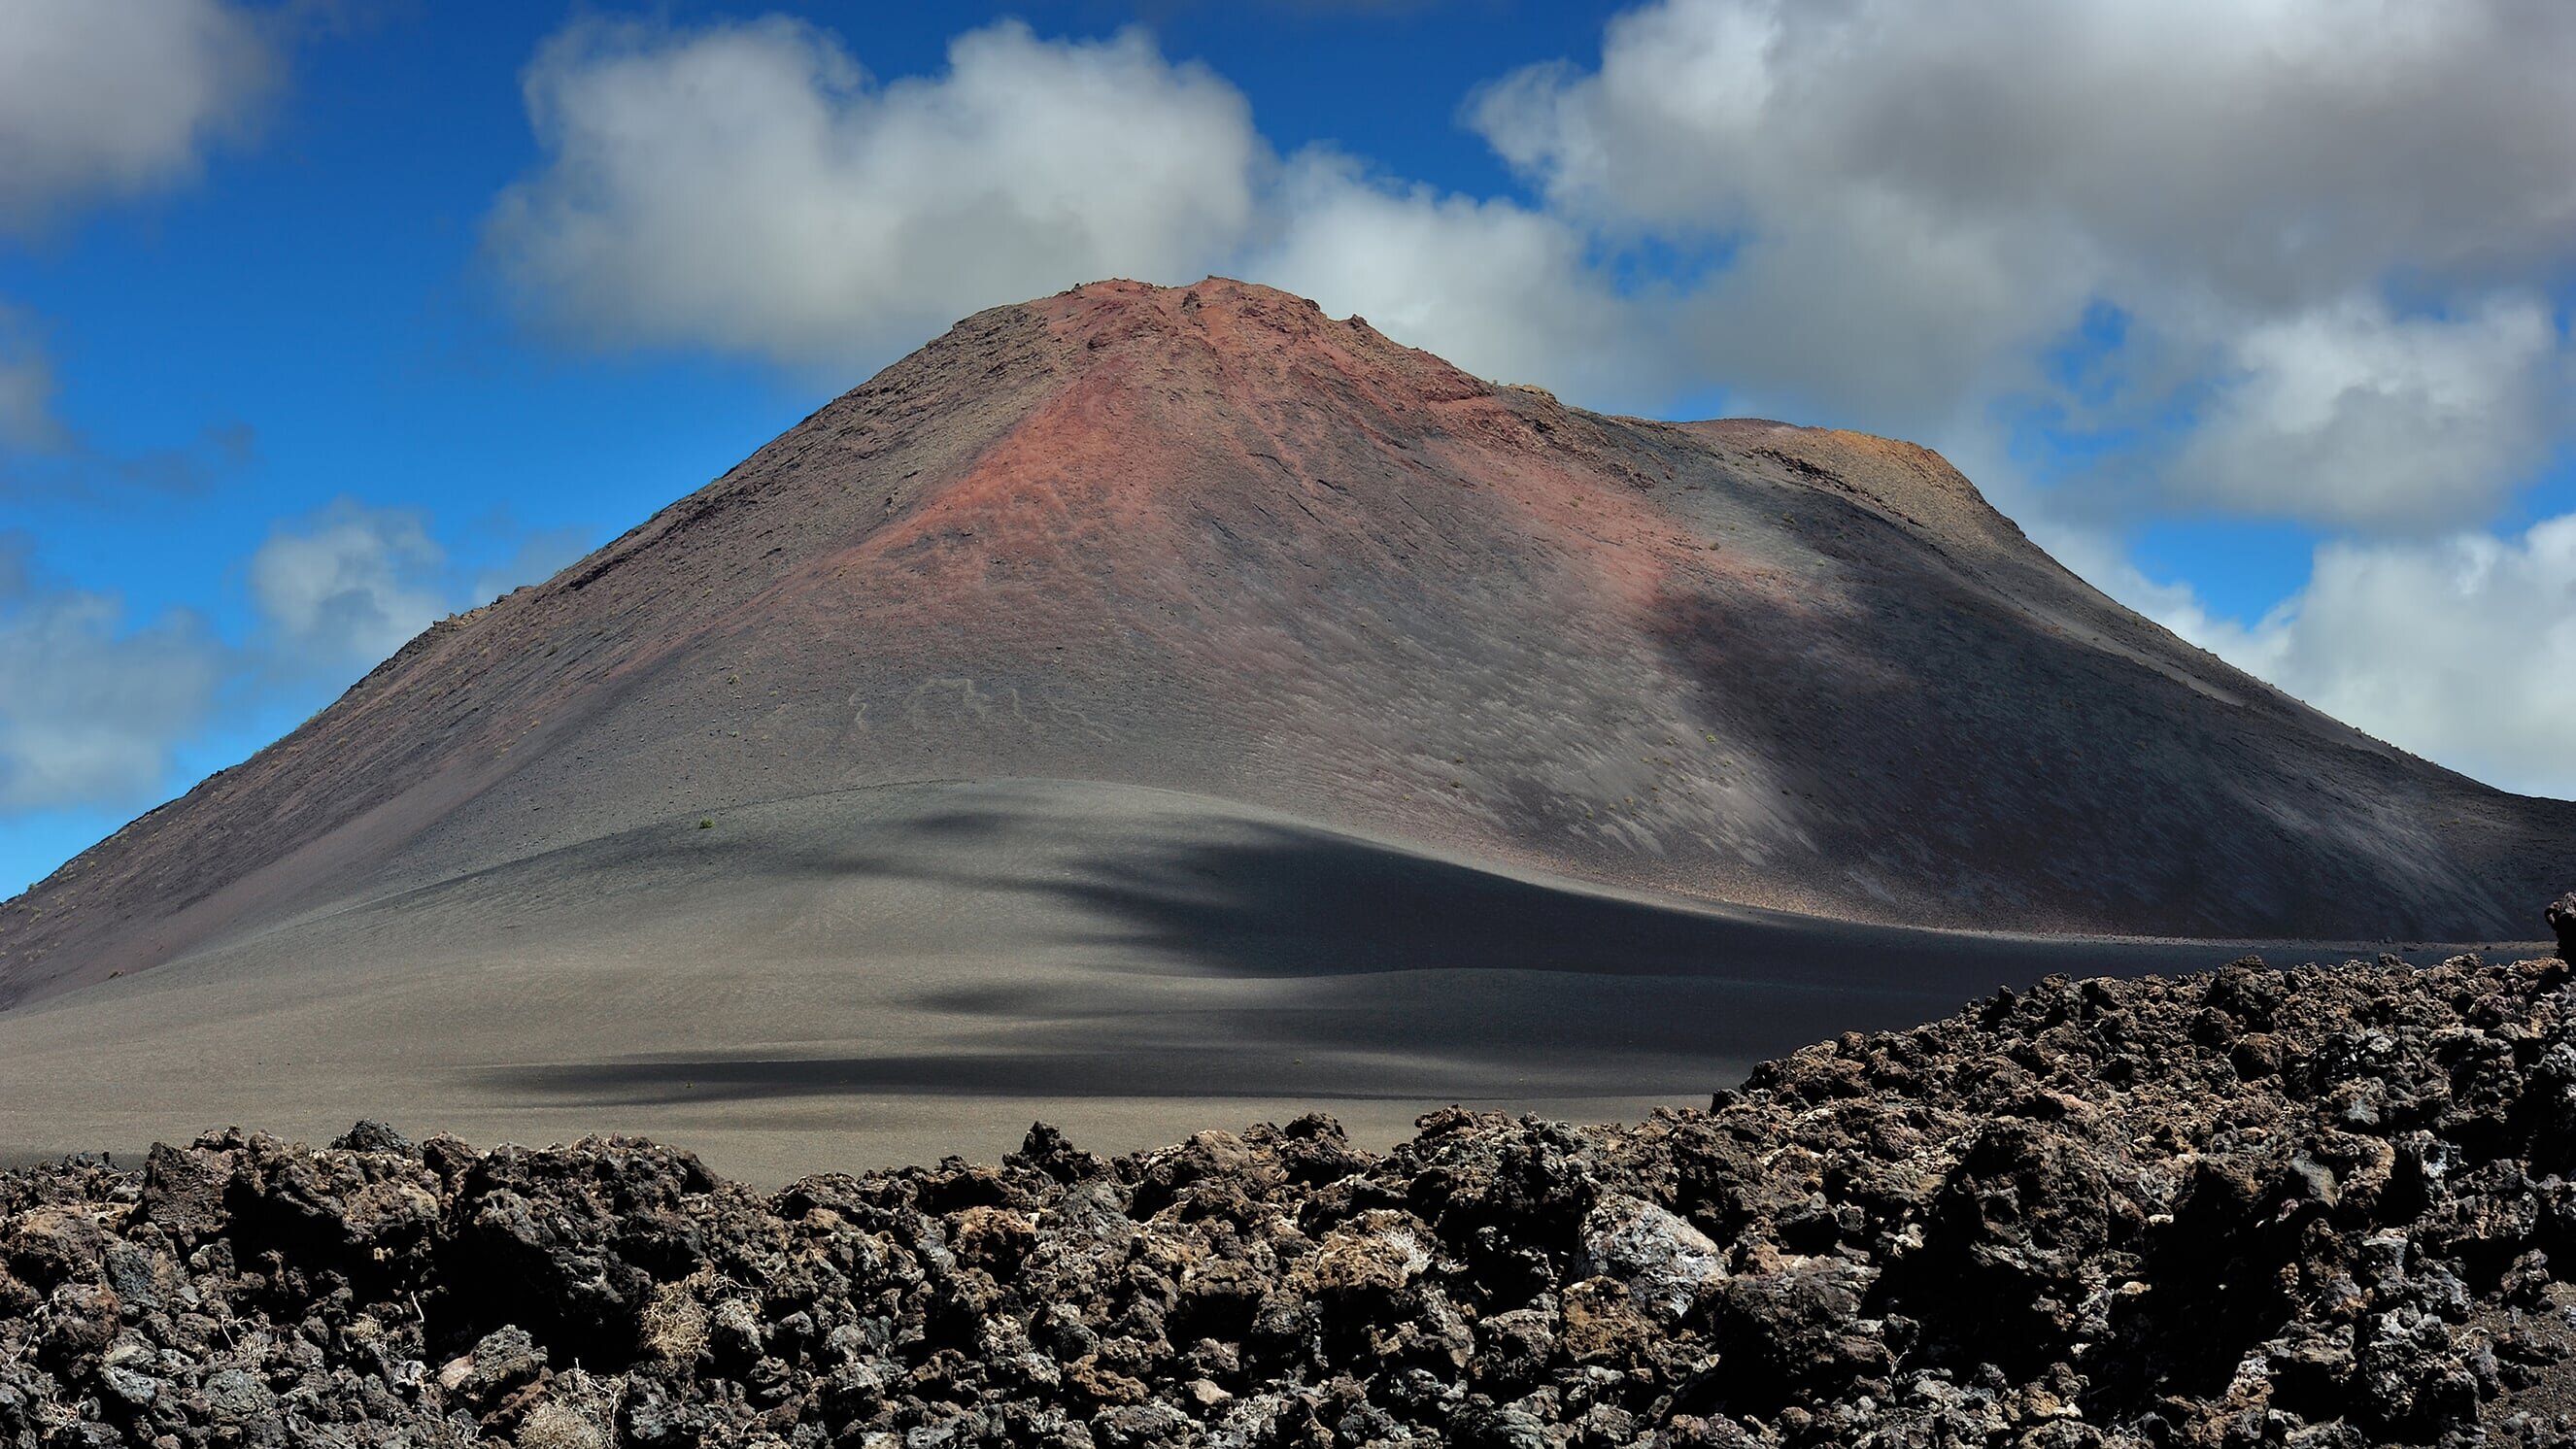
1,276,2566,1012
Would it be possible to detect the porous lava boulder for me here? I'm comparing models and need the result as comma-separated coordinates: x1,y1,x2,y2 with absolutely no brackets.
15,952,2576,1445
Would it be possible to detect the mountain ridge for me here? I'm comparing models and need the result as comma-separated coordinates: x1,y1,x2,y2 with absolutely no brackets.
2,276,2568,1012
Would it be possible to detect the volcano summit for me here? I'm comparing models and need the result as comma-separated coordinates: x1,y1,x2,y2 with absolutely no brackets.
0,279,2565,1177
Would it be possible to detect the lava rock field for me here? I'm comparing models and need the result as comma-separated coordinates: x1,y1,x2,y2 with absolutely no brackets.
11,949,2576,1447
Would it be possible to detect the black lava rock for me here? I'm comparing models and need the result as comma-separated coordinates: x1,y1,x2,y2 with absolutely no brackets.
10,949,2576,1446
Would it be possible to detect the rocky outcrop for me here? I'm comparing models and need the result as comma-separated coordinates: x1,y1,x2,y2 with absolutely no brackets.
13,948,2576,1446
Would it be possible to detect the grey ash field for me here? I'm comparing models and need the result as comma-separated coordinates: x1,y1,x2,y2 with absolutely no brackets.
0,279,2567,1181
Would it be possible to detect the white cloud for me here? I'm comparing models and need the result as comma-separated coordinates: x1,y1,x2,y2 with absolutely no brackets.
0,0,275,233
2171,294,2565,527
0,562,224,811
484,14,1689,407
248,501,449,665
2145,517,2576,800
1472,0,2576,512
0,495,590,818
1252,154,1670,403
246,501,585,670
1476,0,2576,300
1674,192,2098,429
488,17,1265,366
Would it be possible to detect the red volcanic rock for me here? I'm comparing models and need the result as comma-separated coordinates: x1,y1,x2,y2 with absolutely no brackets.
2,278,2570,1007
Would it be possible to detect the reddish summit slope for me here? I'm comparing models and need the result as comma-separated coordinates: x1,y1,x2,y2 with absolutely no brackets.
3,278,2570,1008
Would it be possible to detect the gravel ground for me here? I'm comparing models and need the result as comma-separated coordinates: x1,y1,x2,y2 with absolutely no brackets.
12,944,2576,1447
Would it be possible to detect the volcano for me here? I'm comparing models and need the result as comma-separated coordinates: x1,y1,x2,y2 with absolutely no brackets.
1,278,2566,1177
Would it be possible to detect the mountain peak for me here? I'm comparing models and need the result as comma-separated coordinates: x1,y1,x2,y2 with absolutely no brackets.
1012,280,1999,538
4,282,2570,1013
1041,275,1352,341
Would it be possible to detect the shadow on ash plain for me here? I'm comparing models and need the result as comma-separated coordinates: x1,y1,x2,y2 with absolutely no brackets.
478,783,2377,1110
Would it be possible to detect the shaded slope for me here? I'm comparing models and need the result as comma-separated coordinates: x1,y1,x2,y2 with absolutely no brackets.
3,278,2570,1007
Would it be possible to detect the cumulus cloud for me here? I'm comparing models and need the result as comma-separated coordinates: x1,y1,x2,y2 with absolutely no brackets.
1473,0,2576,513
488,17,1265,366
0,0,276,233
0,498,588,819
0,540,225,811
485,14,1683,403
1475,0,2576,299
1677,194,2096,429
248,501,450,665
2170,295,2566,527
1253,154,1672,401
2156,518,2576,800
247,500,594,670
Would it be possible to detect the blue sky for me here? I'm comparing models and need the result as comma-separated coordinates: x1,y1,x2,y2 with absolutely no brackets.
4,0,2575,894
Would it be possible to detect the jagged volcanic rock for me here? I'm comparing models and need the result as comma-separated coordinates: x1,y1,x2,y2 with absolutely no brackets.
4,278,2571,1015
13,946,2576,1447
